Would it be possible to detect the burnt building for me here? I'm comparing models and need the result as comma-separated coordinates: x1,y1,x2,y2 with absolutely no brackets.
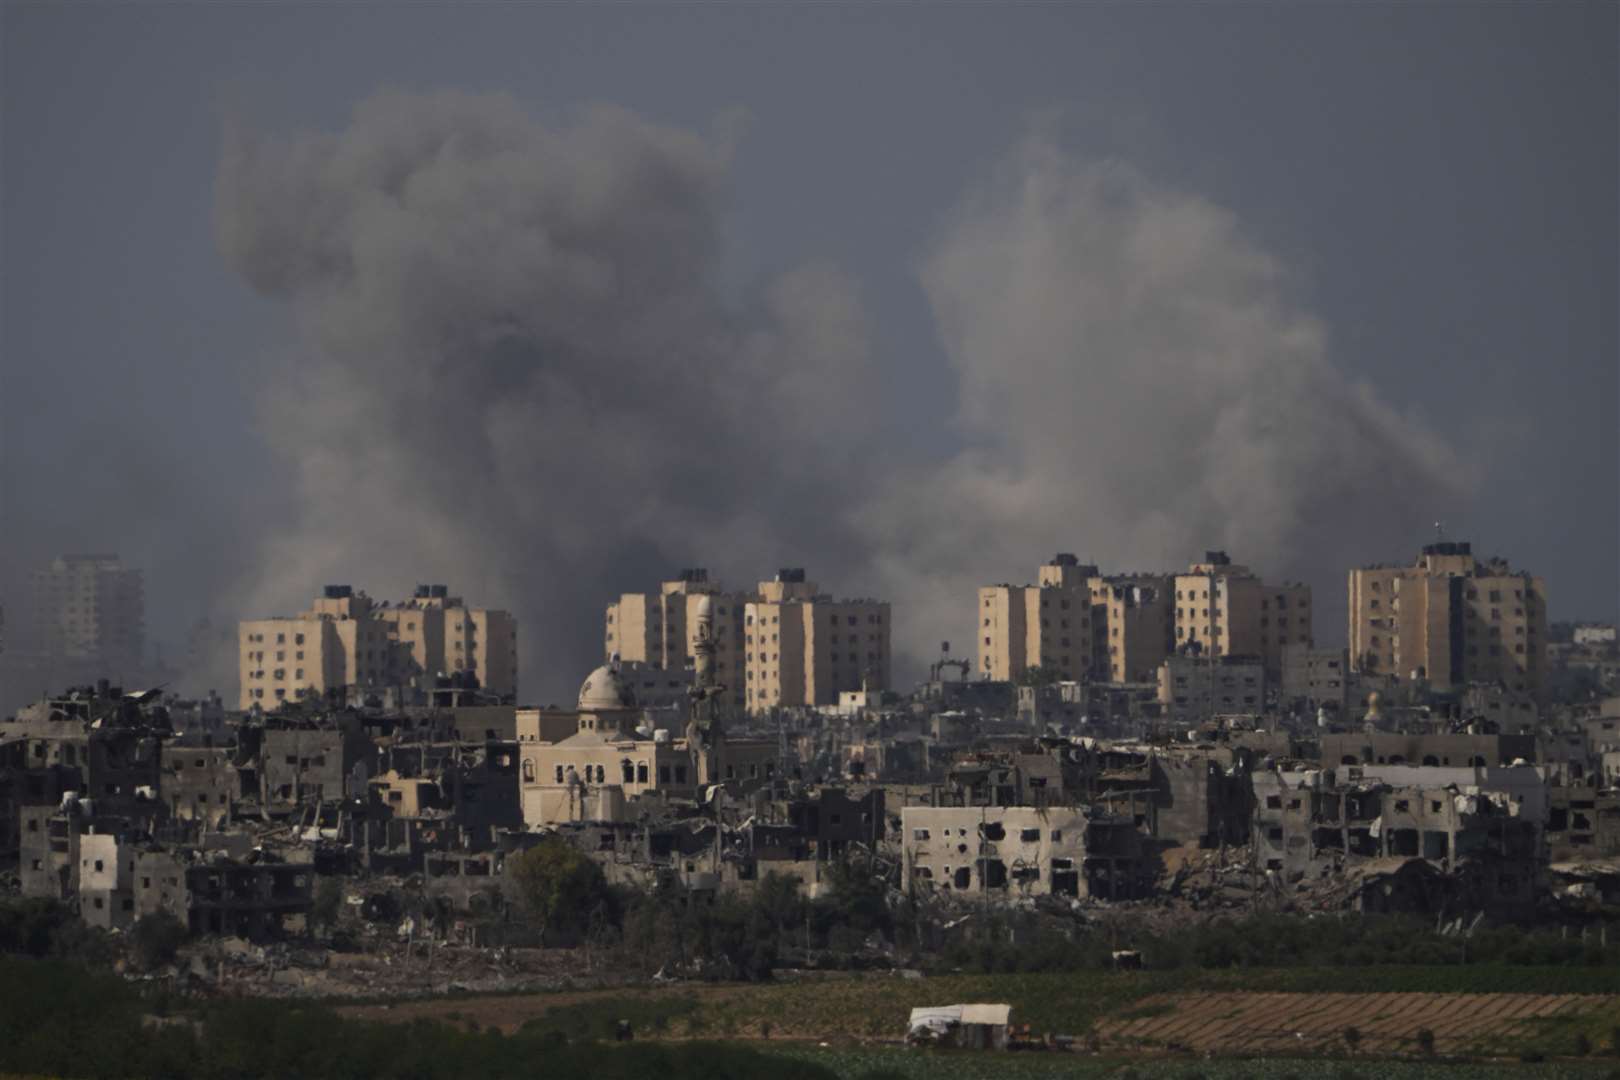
135,850,313,938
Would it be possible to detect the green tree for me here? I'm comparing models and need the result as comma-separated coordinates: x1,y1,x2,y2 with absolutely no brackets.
507,836,610,944
129,912,187,971
752,872,805,938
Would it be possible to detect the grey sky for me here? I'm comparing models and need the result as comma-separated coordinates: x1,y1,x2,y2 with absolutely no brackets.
3,3,1615,700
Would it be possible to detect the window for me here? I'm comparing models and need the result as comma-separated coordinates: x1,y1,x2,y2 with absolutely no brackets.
555,764,564,783
913,828,930,840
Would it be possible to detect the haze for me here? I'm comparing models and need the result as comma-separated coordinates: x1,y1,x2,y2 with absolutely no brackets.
2,3,1615,703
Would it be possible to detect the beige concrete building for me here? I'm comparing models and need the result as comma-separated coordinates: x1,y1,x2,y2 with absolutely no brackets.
746,570,890,711
977,554,1097,683
1348,541,1547,693
1089,574,1176,682
239,583,517,709
374,584,517,696
605,569,747,707
1173,551,1311,680
902,805,1149,899
979,554,1259,685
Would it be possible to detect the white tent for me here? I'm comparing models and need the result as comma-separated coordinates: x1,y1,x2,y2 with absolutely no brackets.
906,1003,1011,1049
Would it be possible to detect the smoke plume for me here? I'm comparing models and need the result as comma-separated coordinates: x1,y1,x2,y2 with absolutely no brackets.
214,90,883,701
865,138,1470,661
213,95,1467,698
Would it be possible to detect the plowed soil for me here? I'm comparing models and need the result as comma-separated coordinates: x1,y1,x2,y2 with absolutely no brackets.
1095,991,1607,1055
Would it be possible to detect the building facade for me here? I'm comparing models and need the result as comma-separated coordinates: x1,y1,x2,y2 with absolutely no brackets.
30,554,145,671
239,584,517,709
1172,552,1311,680
1158,654,1268,722
745,570,891,711
1089,574,1176,682
604,570,748,708
1348,541,1547,693
980,552,1300,685
902,805,1150,900
976,554,1096,682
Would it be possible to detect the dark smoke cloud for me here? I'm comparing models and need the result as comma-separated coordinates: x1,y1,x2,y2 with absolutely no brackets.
214,90,883,701
213,96,1466,699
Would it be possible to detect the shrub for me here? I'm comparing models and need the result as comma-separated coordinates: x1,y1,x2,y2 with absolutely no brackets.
129,912,187,971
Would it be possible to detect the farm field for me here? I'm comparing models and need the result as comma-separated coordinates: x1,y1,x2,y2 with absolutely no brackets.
771,1046,1620,1079
1095,991,1614,1056
336,965,1620,1059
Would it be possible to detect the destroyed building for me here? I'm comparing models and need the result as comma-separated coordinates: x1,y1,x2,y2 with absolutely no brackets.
135,849,313,938
1251,765,1542,917
903,805,1151,900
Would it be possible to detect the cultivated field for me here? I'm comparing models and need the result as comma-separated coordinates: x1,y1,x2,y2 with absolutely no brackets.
336,965,1620,1060
1095,991,1613,1056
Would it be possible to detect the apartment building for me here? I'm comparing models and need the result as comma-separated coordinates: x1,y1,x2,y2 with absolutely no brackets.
605,569,747,708
30,554,145,669
1280,645,1353,717
979,552,1290,685
1172,551,1311,679
1158,654,1267,722
976,554,1096,682
746,570,890,711
374,584,517,696
1088,574,1176,682
239,584,517,709
1348,541,1547,693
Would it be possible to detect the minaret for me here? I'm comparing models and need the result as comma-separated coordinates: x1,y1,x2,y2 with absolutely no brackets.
686,594,726,785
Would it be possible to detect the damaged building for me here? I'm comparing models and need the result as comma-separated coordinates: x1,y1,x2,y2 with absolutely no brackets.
902,805,1151,900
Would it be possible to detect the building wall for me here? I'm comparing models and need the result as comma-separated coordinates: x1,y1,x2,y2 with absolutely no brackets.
1280,646,1352,714
260,726,368,810
1173,557,1311,679
1319,732,1538,768
604,576,745,707
30,555,145,667
1095,576,1174,682
978,558,1094,682
239,616,350,709
241,586,517,709
162,745,238,824
1158,656,1267,721
606,593,657,665
1349,543,1546,693
977,585,1026,680
902,805,1145,900
746,592,889,711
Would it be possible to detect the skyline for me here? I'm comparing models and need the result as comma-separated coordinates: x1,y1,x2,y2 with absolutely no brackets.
2,4,1615,702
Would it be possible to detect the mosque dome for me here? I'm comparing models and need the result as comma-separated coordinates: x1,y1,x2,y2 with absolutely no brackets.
578,664,636,711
